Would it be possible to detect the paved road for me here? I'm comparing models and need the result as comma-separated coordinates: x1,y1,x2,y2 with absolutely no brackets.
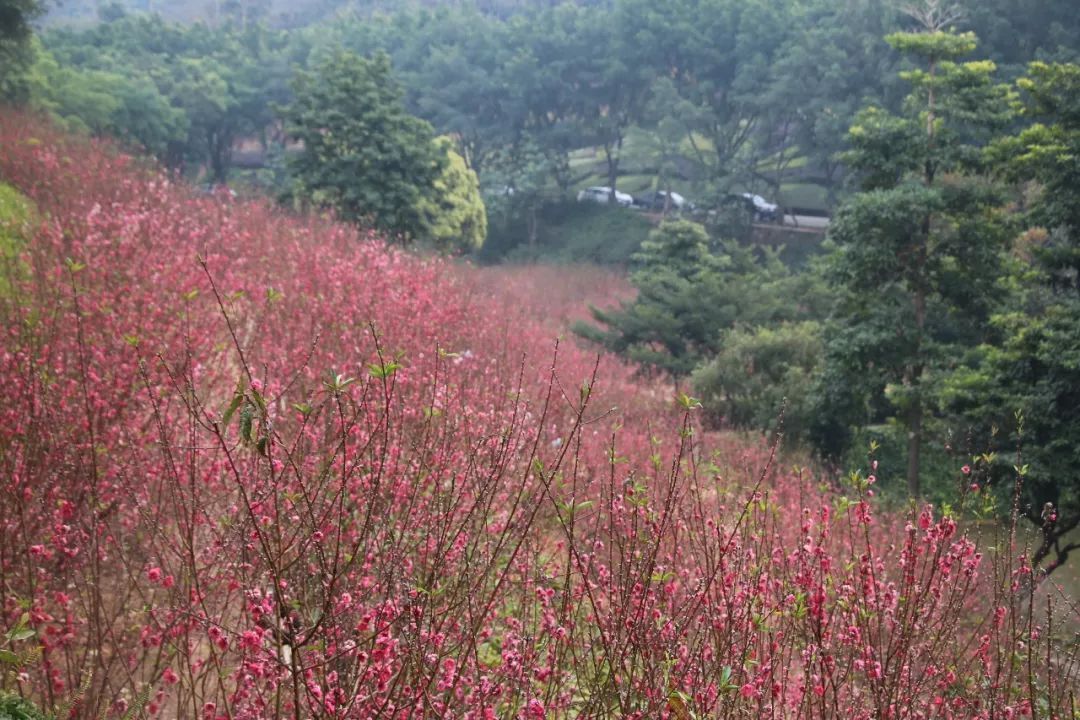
643,210,830,232
782,214,829,231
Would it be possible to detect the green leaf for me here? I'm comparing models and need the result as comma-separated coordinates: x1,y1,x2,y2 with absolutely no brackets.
367,361,401,379
676,392,702,410
222,393,244,428
239,402,254,444
323,373,356,394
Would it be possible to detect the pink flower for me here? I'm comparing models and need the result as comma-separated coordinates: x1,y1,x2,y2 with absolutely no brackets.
962,464,972,475
527,698,546,718
162,668,179,685
740,683,757,699
147,567,162,583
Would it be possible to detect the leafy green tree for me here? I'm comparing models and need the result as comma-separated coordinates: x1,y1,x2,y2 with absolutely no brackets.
0,0,37,40
284,49,447,241
692,321,824,441
940,62,1080,574
614,0,793,196
417,138,487,254
815,15,1015,496
480,137,556,253
573,220,805,377
997,62,1080,287
33,14,288,179
766,0,903,206
396,7,520,176
0,0,42,101
501,4,596,195
21,41,189,156
578,7,651,200
959,0,1080,71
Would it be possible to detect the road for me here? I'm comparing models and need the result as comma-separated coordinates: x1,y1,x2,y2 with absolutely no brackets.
781,214,829,231
641,210,830,232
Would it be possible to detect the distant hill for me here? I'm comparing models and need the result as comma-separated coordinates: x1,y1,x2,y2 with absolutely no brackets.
42,0,597,29
44,0,355,30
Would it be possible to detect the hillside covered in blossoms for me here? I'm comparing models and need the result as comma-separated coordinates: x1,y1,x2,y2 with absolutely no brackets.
0,111,1077,719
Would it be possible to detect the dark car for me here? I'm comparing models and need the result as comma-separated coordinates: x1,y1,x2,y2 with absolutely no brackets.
635,189,691,212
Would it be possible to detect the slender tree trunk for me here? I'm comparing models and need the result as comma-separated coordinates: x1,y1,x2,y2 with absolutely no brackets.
603,133,623,201
905,49,938,498
906,213,929,497
905,382,923,497
527,205,538,248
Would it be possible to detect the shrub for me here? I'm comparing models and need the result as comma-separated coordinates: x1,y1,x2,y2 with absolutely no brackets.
692,321,823,441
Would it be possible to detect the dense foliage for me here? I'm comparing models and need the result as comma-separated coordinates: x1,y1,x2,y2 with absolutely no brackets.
10,0,1078,244
939,61,1080,574
573,220,818,378
283,50,448,242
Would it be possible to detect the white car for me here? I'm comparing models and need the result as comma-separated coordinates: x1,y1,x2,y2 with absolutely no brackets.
741,193,781,222
577,186,634,208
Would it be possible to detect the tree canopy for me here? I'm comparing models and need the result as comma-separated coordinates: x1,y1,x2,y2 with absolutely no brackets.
283,49,447,241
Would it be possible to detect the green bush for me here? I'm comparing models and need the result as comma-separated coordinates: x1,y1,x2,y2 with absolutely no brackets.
0,693,47,720
691,321,823,441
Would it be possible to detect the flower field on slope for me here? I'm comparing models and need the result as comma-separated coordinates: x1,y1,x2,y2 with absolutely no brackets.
0,111,1077,719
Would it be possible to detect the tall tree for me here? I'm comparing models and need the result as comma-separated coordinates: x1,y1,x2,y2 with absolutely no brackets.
614,0,792,197
283,49,447,241
399,7,520,176
578,6,651,201
0,0,42,100
502,4,595,195
941,62,1080,574
816,8,1014,496
767,0,902,207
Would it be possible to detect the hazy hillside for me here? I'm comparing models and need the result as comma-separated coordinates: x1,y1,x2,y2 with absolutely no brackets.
42,0,593,29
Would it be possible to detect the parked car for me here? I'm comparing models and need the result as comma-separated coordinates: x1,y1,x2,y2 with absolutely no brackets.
738,193,781,222
577,186,634,208
635,189,691,212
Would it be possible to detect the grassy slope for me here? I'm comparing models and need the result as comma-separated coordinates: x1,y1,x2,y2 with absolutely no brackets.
0,183,33,297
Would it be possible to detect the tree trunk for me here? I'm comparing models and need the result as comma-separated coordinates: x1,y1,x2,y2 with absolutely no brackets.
907,226,933,500
603,134,623,202
527,205,538,248
905,397,922,498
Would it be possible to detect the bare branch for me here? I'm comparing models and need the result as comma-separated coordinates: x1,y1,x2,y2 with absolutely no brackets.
899,0,965,32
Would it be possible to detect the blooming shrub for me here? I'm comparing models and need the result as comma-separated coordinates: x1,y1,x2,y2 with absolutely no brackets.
0,111,1075,719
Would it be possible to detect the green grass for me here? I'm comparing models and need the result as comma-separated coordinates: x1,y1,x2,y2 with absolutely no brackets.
777,183,829,213
0,183,34,297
